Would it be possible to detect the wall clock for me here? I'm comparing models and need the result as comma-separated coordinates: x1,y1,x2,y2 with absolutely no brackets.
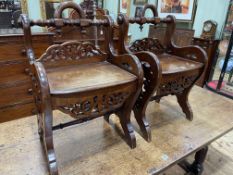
201,20,217,40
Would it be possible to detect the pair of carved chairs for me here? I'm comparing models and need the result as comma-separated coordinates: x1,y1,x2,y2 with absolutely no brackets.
21,2,161,175
117,4,207,130
21,2,207,175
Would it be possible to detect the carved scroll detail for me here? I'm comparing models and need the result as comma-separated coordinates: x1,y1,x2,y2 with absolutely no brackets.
38,41,105,63
129,38,164,54
159,75,198,95
135,61,153,108
59,92,130,120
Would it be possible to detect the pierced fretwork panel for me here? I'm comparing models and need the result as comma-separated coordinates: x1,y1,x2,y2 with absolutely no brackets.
58,92,130,120
159,75,198,95
135,61,154,108
129,38,165,54
38,41,105,63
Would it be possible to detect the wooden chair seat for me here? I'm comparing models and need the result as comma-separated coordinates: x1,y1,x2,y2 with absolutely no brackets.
159,54,203,75
47,61,137,95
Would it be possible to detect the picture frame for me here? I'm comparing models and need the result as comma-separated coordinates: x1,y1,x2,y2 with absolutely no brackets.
119,0,131,16
96,0,104,9
135,6,143,17
21,0,28,14
133,0,148,5
157,0,196,21
40,0,64,20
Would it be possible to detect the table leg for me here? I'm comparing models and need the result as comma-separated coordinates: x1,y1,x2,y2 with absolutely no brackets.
189,146,209,175
179,146,208,175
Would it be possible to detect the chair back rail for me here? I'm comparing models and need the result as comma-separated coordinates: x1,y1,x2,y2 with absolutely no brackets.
118,4,207,64
21,1,114,67
117,11,176,55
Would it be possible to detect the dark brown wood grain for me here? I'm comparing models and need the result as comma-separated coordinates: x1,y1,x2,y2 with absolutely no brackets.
0,33,53,123
0,1,121,123
21,2,145,174
192,37,220,87
0,102,36,123
117,4,207,140
149,26,195,47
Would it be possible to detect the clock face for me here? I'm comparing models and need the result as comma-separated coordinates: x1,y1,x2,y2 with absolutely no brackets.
203,22,213,32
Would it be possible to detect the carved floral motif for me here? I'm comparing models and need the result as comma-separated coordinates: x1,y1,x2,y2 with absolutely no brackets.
159,75,198,95
38,41,105,63
135,61,153,108
59,92,130,120
129,38,165,54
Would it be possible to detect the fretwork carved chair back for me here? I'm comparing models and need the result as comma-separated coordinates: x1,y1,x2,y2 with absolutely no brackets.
21,2,144,175
117,4,207,138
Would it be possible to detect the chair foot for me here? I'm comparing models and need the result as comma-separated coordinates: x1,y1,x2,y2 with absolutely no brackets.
39,111,58,175
46,148,59,175
176,88,193,121
41,135,59,175
150,95,161,103
121,122,136,149
155,98,161,103
117,111,136,149
104,114,110,123
134,110,151,142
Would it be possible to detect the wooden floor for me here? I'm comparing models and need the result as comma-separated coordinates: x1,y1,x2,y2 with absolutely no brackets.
163,131,233,175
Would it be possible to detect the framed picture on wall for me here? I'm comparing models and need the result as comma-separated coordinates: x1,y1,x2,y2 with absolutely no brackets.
119,0,131,15
134,0,148,5
135,6,143,17
157,0,196,21
40,0,64,20
96,0,104,8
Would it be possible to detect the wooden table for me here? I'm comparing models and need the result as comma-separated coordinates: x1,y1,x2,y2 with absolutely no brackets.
0,86,233,175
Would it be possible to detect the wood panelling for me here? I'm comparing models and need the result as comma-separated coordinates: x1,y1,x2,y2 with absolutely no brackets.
0,59,29,87
0,35,120,122
149,25,195,47
0,102,36,123
0,83,33,108
0,33,53,123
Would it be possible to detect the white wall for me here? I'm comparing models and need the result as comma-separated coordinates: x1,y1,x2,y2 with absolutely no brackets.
128,0,156,41
128,0,231,41
104,0,118,21
27,0,42,32
193,0,230,38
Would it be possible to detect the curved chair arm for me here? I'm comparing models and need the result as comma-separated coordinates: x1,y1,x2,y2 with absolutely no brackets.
21,14,36,64
110,54,144,80
170,44,208,65
31,61,56,171
132,51,162,112
31,62,52,109
131,51,161,142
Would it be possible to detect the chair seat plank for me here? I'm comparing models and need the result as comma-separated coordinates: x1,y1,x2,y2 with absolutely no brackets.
159,54,203,75
47,61,137,95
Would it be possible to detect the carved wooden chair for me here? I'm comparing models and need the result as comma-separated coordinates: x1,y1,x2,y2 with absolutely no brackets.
117,4,207,136
21,2,144,175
